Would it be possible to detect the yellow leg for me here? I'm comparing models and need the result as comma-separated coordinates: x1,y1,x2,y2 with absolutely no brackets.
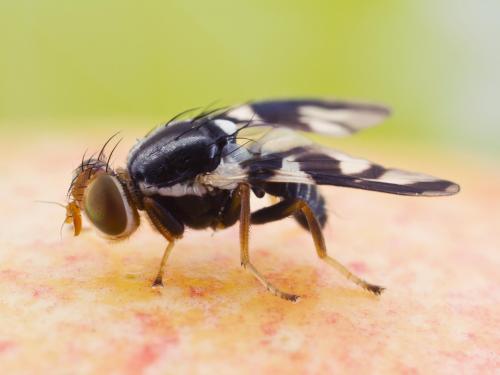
152,241,175,287
239,184,300,302
299,202,384,295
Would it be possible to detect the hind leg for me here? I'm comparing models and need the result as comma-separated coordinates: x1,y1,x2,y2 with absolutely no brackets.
251,198,384,295
251,198,297,225
298,202,384,295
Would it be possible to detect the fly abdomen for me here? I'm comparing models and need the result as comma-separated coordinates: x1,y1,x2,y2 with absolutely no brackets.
288,183,327,230
258,182,328,230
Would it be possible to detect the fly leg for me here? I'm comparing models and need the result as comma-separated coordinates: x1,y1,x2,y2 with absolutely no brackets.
251,197,384,295
143,197,184,287
238,184,300,302
152,241,175,287
297,201,384,295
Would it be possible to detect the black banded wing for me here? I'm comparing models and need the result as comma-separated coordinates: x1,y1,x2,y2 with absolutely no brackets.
204,129,460,197
245,148,459,196
220,98,391,137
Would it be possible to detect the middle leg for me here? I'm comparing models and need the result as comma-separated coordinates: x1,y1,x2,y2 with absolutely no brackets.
238,184,300,302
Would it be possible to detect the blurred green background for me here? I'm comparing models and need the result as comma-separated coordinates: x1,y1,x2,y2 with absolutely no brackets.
1,1,499,155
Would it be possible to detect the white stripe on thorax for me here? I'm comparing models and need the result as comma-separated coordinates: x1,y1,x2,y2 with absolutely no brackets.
139,181,208,197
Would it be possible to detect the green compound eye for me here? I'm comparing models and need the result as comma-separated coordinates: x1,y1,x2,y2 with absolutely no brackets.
84,174,128,236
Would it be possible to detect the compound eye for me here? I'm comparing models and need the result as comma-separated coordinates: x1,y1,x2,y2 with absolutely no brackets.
83,174,129,236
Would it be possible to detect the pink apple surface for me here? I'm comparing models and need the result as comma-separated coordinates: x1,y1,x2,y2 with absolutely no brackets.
0,135,498,374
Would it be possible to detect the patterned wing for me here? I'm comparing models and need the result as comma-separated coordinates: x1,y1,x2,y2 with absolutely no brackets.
202,129,460,197
220,98,391,137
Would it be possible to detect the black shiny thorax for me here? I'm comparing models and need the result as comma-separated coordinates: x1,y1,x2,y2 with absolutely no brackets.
128,119,233,188
126,118,239,235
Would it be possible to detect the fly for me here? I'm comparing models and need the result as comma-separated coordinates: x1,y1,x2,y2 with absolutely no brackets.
62,98,460,301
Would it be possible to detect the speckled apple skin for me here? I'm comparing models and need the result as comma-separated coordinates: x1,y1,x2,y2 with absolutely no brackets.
0,135,498,375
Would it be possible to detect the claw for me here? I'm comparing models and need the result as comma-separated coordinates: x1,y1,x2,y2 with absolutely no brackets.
152,278,164,288
365,284,385,295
